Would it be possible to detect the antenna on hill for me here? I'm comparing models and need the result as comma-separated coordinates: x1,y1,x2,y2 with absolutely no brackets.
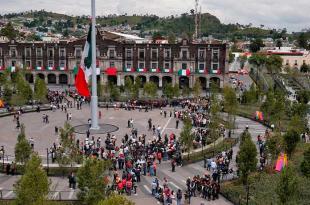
194,0,201,40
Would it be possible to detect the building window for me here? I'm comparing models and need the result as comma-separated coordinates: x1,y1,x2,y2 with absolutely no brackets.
96,47,100,57
75,48,82,58
59,60,66,67
0,48,2,56
37,60,43,67
0,59,3,66
199,63,205,70
48,48,54,58
151,62,158,69
199,49,205,58
36,48,42,57
10,48,17,57
164,49,170,58
151,49,158,59
48,60,54,67
25,48,31,57
110,61,115,67
164,62,170,69
60,48,66,57
182,63,187,70
212,63,219,70
138,62,145,68
139,49,145,59
25,60,31,68
126,49,132,58
109,49,115,58
182,50,187,58
126,61,132,68
212,49,219,62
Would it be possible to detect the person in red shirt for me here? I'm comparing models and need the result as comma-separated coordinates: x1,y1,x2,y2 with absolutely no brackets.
126,179,133,195
157,151,162,164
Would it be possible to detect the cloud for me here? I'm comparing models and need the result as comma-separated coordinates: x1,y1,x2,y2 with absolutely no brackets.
0,0,309,31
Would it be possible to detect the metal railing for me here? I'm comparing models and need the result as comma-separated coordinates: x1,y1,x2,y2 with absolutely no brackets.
0,189,78,201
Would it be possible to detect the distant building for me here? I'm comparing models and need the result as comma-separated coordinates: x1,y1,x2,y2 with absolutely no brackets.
0,32,228,88
265,47,310,69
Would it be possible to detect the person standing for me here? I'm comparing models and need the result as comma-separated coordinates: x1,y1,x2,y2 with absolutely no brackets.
176,189,182,205
176,119,179,129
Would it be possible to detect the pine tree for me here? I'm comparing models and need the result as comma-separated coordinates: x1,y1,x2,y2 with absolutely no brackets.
180,117,194,160
14,153,50,205
14,125,32,165
97,195,134,205
34,77,47,103
276,167,298,204
77,158,111,205
193,79,202,98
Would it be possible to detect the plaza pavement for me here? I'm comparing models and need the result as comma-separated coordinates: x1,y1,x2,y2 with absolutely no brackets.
0,103,267,205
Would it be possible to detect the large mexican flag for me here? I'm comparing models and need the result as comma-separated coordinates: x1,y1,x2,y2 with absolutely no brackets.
75,26,92,97
178,69,190,76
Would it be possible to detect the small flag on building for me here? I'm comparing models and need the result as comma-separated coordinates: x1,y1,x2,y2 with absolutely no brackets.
47,66,56,71
124,67,135,72
137,68,147,72
35,66,44,71
58,66,67,71
178,69,190,76
151,68,160,73
163,68,172,73
211,69,221,74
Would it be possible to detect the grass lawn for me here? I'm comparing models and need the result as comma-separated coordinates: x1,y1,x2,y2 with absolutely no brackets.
221,143,310,205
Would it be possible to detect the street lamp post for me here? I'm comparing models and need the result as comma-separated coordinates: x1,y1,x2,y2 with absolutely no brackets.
46,148,49,175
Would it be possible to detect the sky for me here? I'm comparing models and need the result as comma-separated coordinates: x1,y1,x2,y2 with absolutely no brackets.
0,0,309,32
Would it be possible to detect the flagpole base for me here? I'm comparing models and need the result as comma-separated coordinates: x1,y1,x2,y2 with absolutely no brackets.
90,125,100,130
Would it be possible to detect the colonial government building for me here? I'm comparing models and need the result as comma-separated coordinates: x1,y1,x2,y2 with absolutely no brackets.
0,31,228,89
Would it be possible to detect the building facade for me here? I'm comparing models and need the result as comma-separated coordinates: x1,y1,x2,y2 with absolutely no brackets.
0,33,228,89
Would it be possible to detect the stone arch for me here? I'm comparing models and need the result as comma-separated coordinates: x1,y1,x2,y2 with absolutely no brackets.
198,77,207,90
25,73,34,83
47,73,57,84
209,77,221,88
59,74,68,84
149,75,160,87
179,76,189,89
107,76,117,85
37,73,45,80
162,76,172,87
136,75,147,88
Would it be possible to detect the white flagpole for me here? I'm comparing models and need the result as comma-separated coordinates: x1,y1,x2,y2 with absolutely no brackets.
90,0,99,129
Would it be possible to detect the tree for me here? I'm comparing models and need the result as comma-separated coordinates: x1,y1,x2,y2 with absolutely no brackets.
269,92,286,132
163,83,174,99
288,115,306,135
236,133,257,185
276,166,298,205
15,125,32,165
168,32,176,44
173,83,180,98
209,87,221,152
143,82,157,99
0,22,19,39
296,90,310,104
300,63,309,73
77,158,111,205
283,130,300,159
239,55,247,69
297,33,309,49
56,123,82,169
301,147,310,178
192,79,202,98
265,133,282,167
12,73,33,105
228,51,235,63
3,83,13,103
132,77,141,99
223,86,238,133
14,153,50,205
266,54,283,74
276,39,283,48
34,77,47,103
124,77,133,99
98,194,135,205
108,83,120,101
182,86,190,97
249,38,265,53
180,117,194,160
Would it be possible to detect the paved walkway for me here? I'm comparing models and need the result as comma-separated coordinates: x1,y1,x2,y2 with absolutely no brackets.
0,114,267,205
